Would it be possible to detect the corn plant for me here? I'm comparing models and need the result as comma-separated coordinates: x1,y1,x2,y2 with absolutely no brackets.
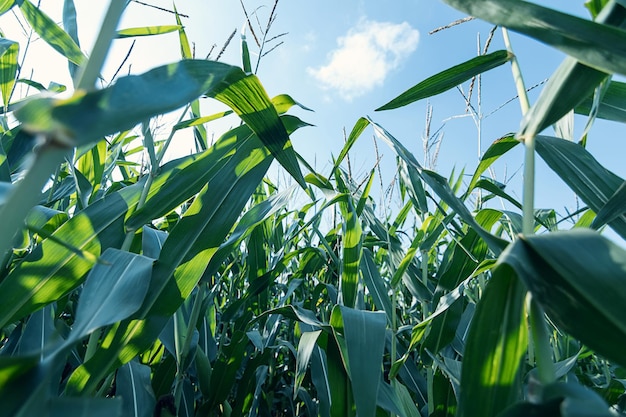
2,0,626,417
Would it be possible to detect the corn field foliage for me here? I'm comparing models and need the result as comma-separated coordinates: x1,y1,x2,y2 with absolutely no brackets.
1,0,626,416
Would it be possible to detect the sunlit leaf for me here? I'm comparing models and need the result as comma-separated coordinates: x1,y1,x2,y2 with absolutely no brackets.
19,0,86,66
377,50,512,111
116,25,181,38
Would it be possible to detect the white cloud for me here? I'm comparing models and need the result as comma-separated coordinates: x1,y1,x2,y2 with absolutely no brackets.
308,20,419,101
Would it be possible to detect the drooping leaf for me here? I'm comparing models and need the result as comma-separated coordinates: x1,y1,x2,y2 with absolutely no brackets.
0,181,145,328
440,0,626,76
116,25,181,38
69,248,153,342
66,121,288,394
16,60,307,188
504,229,626,369
338,306,387,417
0,38,19,108
19,0,86,66
376,50,512,111
535,135,626,239
458,263,528,417
116,360,156,417
575,79,626,123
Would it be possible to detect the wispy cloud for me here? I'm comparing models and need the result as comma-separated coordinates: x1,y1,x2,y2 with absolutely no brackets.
308,20,419,101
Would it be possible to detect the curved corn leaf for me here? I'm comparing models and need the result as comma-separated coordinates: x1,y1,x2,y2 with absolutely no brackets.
440,0,626,76
19,0,86,66
66,119,301,394
16,59,305,187
368,117,509,255
295,330,323,399
116,25,181,38
337,306,386,417
535,135,626,239
127,115,308,230
519,1,626,137
506,229,626,369
116,360,156,417
272,94,314,114
575,79,626,122
68,248,153,343
376,50,512,111
458,263,528,417
0,181,145,328
591,181,626,228
360,249,394,325
466,134,519,193
0,38,18,108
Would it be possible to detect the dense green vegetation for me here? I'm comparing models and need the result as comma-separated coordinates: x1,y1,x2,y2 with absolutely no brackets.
1,0,626,416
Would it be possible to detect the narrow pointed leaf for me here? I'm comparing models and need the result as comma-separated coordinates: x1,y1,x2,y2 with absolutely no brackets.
505,229,626,369
440,0,626,76
535,135,626,239
0,181,144,328
295,330,322,399
70,248,153,341
459,264,528,417
369,118,508,255
19,0,86,66
16,59,306,186
377,50,512,111
0,38,18,108
66,123,286,394
116,360,156,417
340,306,387,417
592,181,626,228
116,25,181,38
575,79,626,122
467,134,519,193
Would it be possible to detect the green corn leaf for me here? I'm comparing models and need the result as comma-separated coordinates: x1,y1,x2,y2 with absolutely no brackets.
504,229,626,369
116,25,181,38
19,0,86,66
368,117,509,255
0,181,144,328
337,306,387,417
535,135,626,239
360,249,394,325
440,0,626,76
66,120,291,394
63,0,80,80
0,0,14,16
519,0,626,137
334,176,362,309
376,50,512,111
458,263,528,417
68,248,153,342
271,94,314,114
466,134,519,193
575,79,626,123
16,59,306,187
332,117,370,175
294,330,323,399
591,181,626,228
0,38,18,109
520,0,626,138
173,110,234,130
116,360,156,417
127,116,308,231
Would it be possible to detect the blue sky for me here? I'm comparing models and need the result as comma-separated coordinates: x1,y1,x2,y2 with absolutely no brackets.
2,0,625,233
